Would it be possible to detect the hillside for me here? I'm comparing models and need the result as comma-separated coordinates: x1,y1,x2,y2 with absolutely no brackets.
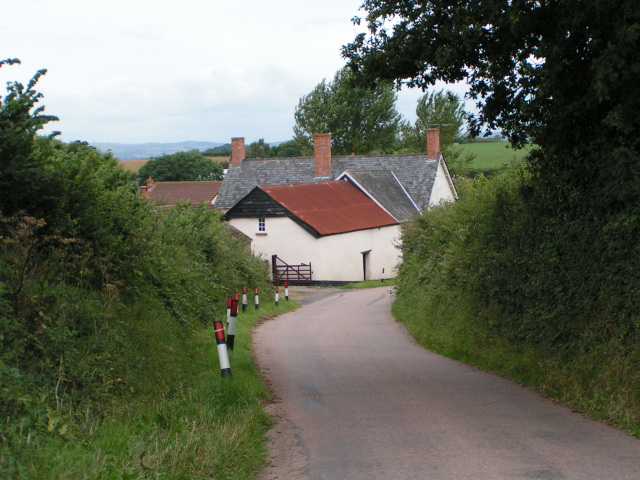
91,141,225,160
451,141,532,174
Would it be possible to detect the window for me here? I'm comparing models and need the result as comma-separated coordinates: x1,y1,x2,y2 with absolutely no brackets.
258,218,266,233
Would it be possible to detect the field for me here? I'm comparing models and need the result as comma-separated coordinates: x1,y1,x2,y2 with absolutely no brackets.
119,156,230,173
452,141,532,174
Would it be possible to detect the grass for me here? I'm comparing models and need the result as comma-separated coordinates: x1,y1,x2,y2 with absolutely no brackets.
452,141,532,175
341,278,397,289
15,296,300,479
392,289,640,435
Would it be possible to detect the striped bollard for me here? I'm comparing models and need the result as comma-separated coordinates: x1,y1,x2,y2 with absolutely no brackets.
212,317,232,378
254,287,260,310
284,281,289,301
275,286,279,306
381,268,385,283
242,286,247,312
226,296,232,325
227,297,239,351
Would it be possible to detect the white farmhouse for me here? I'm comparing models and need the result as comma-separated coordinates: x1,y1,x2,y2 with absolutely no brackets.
217,129,457,283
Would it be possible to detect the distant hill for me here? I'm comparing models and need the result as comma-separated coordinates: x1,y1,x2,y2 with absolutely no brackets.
91,141,226,160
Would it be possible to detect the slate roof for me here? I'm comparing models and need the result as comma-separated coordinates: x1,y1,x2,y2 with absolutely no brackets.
337,170,419,222
147,181,222,206
215,153,443,213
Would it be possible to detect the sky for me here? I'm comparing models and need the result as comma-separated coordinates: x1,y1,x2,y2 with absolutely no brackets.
2,0,471,145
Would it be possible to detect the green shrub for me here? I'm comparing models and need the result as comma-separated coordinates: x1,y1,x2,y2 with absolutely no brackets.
394,166,640,432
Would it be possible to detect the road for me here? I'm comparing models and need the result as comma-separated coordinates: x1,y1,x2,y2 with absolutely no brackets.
254,287,640,480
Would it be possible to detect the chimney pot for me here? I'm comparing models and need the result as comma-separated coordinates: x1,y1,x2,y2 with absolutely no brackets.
147,176,154,189
427,128,440,160
314,133,332,177
231,137,246,166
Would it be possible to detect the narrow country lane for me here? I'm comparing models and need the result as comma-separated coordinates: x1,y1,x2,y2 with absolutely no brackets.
254,287,640,480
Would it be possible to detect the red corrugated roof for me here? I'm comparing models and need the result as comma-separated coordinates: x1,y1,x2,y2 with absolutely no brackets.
260,181,398,235
147,181,222,206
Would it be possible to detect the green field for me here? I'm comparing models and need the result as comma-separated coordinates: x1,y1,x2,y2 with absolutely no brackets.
452,141,532,174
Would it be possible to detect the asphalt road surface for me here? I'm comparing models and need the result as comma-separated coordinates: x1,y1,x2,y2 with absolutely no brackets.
254,287,640,480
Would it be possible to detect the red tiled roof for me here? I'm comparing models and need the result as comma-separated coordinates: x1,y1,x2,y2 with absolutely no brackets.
147,181,222,206
260,181,398,235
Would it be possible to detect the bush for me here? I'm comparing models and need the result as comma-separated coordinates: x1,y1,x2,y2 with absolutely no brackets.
394,165,640,432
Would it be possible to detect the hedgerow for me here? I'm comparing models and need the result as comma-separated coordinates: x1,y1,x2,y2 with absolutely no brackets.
1,61,274,478
395,165,640,432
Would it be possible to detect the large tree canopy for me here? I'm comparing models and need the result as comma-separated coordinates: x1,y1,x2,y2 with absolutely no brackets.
344,0,640,154
294,67,401,155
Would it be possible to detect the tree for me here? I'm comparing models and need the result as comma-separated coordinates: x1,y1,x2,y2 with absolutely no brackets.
400,89,465,152
293,67,401,155
344,1,640,152
344,0,640,209
343,0,640,351
137,151,226,183
0,59,59,219
245,138,273,158
271,139,303,157
398,89,473,174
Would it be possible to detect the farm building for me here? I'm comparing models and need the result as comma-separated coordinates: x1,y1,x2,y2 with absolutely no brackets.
218,129,457,283
225,180,400,283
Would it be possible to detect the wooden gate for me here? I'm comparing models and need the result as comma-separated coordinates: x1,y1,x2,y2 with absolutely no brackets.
272,255,312,284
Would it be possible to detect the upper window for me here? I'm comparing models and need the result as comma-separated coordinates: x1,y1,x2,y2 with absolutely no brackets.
258,218,266,232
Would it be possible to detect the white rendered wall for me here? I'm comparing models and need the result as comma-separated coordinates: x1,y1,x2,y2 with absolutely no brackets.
429,161,457,205
228,217,401,282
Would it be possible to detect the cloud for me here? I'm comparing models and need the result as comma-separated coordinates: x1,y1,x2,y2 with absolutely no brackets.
2,0,473,144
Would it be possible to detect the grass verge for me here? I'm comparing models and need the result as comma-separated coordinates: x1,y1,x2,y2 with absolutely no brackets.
392,290,640,435
340,278,397,289
12,297,300,480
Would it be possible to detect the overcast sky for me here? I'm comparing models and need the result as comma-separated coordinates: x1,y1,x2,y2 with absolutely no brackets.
2,0,470,145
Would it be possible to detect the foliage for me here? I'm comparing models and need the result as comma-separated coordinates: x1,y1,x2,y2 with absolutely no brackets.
394,169,640,432
271,139,303,157
137,151,227,183
244,138,304,159
345,0,640,148
400,90,465,152
0,62,277,478
293,67,402,155
397,89,474,174
345,0,640,210
0,59,59,219
345,2,640,427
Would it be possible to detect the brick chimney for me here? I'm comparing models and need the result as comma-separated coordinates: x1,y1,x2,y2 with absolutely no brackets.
146,177,155,190
141,185,148,197
427,128,440,160
314,133,332,177
231,137,245,166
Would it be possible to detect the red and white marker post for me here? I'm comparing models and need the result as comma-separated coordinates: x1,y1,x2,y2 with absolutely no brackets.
242,286,247,312
212,317,231,378
226,296,232,325
254,287,260,310
275,286,279,306
381,268,385,283
284,280,289,301
227,296,239,351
